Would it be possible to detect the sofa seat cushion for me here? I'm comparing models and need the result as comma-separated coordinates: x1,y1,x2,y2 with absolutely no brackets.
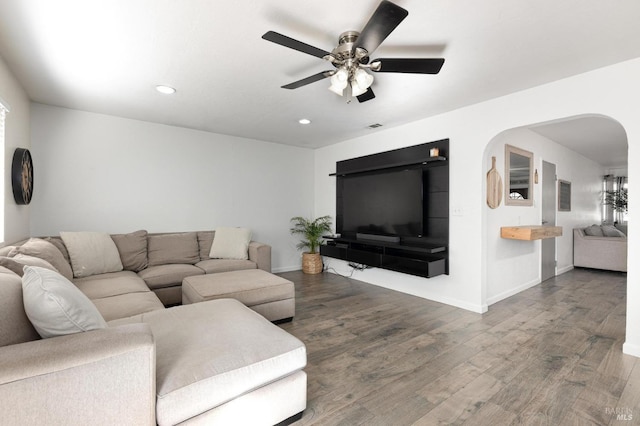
195,259,256,274
138,264,204,290
73,271,151,300
111,299,306,426
92,292,165,322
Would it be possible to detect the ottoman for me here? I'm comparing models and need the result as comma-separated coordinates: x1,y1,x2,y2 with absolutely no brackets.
182,269,295,322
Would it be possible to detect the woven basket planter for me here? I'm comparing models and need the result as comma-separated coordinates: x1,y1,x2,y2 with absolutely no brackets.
302,252,323,274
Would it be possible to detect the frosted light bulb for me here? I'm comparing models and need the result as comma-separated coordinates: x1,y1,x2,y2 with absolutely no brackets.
328,67,349,95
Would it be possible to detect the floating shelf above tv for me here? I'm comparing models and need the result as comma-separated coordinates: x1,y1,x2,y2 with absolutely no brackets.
329,155,447,176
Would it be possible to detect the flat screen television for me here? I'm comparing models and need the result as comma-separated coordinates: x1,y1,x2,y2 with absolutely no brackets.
337,167,424,239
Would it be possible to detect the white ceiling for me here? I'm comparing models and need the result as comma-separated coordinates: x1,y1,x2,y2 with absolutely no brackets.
0,0,637,164
529,116,628,169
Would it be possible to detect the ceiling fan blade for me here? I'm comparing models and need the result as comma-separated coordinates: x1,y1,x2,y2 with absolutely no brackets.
371,58,445,74
262,31,330,59
357,88,375,103
356,1,409,55
282,71,333,89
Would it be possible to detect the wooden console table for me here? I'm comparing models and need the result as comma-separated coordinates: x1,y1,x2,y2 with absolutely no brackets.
500,225,563,241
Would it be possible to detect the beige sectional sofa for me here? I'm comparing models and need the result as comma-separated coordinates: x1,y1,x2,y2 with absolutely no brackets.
0,230,306,425
573,225,627,272
111,229,271,307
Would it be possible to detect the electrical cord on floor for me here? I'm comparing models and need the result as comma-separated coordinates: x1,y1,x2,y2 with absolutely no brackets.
348,262,370,271
323,258,371,278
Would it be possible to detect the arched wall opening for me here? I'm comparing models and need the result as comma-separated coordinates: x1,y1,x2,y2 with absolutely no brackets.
481,113,628,314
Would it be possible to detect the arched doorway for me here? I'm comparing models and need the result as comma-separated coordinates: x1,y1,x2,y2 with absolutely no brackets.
482,114,627,306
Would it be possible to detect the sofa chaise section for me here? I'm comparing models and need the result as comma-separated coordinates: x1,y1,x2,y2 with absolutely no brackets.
110,299,307,425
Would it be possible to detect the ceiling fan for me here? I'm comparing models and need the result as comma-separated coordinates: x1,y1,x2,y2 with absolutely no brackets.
262,0,445,103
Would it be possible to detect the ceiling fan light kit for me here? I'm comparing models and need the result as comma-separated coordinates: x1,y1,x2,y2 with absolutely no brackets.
328,67,349,95
352,68,374,96
262,0,444,103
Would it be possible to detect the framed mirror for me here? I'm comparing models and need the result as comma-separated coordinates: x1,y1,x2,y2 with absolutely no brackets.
505,144,533,206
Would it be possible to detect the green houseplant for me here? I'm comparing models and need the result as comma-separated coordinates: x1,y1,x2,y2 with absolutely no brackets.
603,188,628,213
290,215,332,274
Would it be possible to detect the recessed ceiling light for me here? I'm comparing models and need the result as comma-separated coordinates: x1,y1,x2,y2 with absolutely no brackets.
155,85,176,94
298,118,311,125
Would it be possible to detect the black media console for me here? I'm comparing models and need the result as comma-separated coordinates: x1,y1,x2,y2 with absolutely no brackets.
321,139,449,279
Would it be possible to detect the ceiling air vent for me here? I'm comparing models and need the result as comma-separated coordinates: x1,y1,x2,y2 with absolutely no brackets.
367,123,383,129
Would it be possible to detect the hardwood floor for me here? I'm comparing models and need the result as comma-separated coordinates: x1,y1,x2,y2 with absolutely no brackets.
277,268,638,425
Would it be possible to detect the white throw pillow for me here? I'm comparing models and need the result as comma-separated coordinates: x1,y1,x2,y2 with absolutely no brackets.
209,227,252,260
22,266,107,338
60,231,123,278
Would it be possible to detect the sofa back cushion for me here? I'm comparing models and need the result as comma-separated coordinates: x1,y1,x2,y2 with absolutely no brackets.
111,230,149,272
0,245,15,257
197,231,215,261
148,232,199,266
209,227,252,260
0,254,57,276
44,236,71,263
583,224,626,238
10,238,74,280
60,232,124,278
601,225,626,238
583,225,604,237
0,268,40,347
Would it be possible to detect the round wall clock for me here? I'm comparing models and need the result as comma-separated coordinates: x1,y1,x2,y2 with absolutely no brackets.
11,148,33,205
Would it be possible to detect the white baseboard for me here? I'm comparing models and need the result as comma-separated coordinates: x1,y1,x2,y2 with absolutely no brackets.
557,265,574,275
272,265,301,274
426,294,487,313
487,278,541,306
324,267,488,314
487,268,573,306
623,342,640,358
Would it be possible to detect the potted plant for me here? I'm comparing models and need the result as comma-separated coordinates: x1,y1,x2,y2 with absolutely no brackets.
603,188,628,213
290,215,332,274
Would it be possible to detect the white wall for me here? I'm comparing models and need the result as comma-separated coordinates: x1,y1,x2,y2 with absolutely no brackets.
29,104,314,272
18,58,640,358
315,57,640,357
0,54,31,244
484,127,605,305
